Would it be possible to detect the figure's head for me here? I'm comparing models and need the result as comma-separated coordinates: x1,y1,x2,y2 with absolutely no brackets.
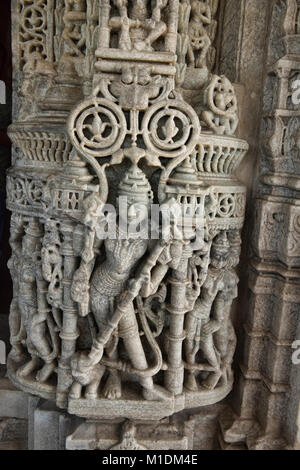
211,231,230,269
122,421,136,439
191,0,208,13
214,76,237,113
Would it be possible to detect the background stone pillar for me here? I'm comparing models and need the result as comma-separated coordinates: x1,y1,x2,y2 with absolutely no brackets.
219,0,300,450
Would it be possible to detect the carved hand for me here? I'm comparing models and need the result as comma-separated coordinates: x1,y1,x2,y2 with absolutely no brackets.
127,278,142,299
202,320,221,336
88,345,104,366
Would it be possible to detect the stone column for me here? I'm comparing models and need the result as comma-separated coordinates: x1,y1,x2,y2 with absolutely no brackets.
6,0,250,450
219,0,300,450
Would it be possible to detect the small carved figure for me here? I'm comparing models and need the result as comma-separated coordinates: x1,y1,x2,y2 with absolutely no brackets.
70,351,105,399
15,222,41,379
19,52,57,120
110,0,168,51
110,421,147,450
32,254,59,383
176,0,219,84
12,219,60,383
211,230,240,388
184,231,230,391
187,0,212,68
8,215,26,361
41,219,63,310
197,75,239,135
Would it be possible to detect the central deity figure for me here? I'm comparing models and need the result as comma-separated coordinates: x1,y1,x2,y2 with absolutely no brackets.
72,164,169,401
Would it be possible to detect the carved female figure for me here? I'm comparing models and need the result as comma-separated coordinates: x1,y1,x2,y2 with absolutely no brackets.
184,231,230,391
187,0,212,68
199,75,239,135
8,215,26,362
72,165,169,401
15,223,41,379
211,230,240,389
16,219,60,383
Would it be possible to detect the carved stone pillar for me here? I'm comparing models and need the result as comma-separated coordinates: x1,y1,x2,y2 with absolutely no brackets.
219,0,300,450
7,0,249,449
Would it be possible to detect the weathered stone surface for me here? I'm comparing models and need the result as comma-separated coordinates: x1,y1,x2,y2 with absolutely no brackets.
0,377,28,419
32,400,82,450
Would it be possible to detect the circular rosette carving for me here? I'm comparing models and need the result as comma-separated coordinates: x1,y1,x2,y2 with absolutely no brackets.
68,98,127,159
27,180,44,204
142,99,200,158
217,194,235,217
22,5,47,33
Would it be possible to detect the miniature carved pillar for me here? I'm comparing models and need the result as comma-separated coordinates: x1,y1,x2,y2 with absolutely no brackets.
165,247,191,395
57,223,80,407
98,0,111,47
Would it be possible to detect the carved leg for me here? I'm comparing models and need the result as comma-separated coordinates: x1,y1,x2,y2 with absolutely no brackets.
9,299,25,361
31,316,57,382
90,293,121,399
86,366,105,399
203,368,223,390
184,314,200,391
30,314,58,382
69,381,82,399
228,116,239,135
200,338,221,390
202,111,225,135
103,347,122,400
17,355,40,378
138,22,167,50
187,44,195,68
36,361,56,383
119,305,170,401
184,339,199,392
10,344,25,362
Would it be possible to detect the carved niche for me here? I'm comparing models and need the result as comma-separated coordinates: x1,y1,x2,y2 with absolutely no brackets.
7,0,248,424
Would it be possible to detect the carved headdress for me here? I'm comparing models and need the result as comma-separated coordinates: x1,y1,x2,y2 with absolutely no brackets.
212,230,230,254
118,164,154,206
